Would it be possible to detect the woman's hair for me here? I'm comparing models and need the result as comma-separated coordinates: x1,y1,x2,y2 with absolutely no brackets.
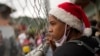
70,27,81,34
65,27,81,41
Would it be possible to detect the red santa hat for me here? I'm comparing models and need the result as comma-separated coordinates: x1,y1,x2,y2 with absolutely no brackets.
49,2,92,36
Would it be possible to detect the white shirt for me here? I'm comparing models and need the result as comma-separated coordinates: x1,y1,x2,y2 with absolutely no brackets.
0,26,15,38
18,33,27,44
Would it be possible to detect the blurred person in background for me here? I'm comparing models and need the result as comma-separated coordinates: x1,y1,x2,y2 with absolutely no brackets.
95,22,100,37
22,35,31,55
27,32,35,50
18,24,27,46
35,32,42,47
0,31,5,56
17,24,27,55
0,3,18,56
95,22,100,55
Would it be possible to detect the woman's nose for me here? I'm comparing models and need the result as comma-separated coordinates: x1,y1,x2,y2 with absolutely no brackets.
48,26,53,33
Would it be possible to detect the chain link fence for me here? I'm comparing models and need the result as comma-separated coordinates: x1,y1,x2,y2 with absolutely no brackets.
0,0,50,56
0,0,50,31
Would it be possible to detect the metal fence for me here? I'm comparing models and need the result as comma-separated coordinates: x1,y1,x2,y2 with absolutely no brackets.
0,0,50,30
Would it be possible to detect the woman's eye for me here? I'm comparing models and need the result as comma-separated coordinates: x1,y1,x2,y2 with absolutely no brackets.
50,22,56,25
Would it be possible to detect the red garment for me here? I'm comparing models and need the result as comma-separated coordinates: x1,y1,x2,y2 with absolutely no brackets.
23,39,30,46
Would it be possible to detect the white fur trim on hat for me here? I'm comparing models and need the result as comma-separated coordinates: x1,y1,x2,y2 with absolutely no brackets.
83,28,92,37
49,7,83,32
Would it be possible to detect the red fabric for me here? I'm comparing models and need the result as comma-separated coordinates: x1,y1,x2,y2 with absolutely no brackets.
58,2,90,28
18,24,27,31
23,39,30,45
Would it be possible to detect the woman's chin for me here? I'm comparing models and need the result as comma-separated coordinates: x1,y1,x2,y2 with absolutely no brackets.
54,38,60,42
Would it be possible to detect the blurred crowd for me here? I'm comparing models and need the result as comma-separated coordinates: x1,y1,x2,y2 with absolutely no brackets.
0,3,46,56
0,0,100,56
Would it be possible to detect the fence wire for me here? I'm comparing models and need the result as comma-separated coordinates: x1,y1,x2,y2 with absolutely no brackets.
0,0,50,31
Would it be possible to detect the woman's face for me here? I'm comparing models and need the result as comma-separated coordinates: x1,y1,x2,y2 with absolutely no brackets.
48,15,65,41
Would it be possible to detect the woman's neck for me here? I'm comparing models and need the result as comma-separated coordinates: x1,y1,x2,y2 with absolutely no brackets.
68,32,82,41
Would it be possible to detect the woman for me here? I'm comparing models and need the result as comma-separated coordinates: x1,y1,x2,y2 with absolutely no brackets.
47,2,99,56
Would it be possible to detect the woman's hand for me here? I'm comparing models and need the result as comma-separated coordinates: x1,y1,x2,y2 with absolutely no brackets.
45,35,57,51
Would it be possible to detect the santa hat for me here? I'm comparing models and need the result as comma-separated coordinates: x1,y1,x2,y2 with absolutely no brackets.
49,2,92,36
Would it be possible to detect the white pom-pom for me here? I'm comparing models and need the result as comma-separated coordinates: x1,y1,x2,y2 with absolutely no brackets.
83,28,92,37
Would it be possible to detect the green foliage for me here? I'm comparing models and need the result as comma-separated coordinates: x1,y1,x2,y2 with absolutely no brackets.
28,27,36,34
12,16,47,31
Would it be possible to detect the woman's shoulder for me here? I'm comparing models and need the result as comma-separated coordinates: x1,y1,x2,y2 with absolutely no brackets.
53,42,94,56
